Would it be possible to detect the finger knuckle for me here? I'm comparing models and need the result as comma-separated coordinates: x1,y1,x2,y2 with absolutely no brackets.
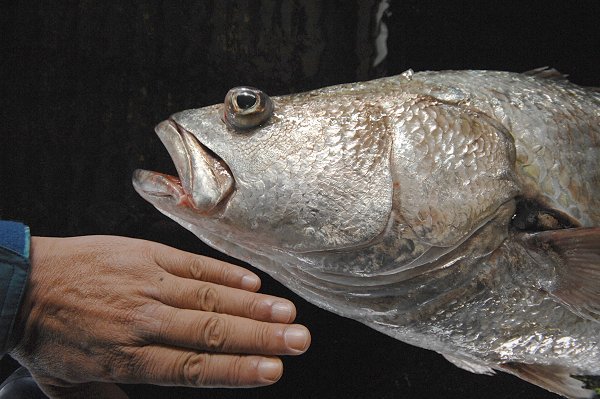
112,346,148,383
189,256,233,284
225,355,246,386
188,257,208,281
181,353,211,386
138,304,173,341
200,316,228,351
195,285,218,312
216,265,233,284
125,351,146,380
140,243,159,266
244,296,268,320
253,324,275,352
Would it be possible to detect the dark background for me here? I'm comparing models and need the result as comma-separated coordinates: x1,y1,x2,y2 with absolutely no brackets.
1,1,598,398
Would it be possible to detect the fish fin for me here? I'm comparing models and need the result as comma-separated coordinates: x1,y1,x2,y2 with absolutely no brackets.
500,363,596,399
521,67,600,92
523,66,569,80
442,354,495,375
523,227,600,323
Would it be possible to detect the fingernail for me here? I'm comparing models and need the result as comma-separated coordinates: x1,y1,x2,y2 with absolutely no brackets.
258,358,282,383
284,326,310,353
241,275,260,291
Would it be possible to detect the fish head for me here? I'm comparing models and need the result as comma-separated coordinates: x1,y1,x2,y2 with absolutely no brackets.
134,76,519,283
133,85,395,256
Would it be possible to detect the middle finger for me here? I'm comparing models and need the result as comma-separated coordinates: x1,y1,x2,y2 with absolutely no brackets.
148,274,297,324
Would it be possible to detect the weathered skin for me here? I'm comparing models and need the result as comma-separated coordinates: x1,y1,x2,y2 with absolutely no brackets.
133,69,600,398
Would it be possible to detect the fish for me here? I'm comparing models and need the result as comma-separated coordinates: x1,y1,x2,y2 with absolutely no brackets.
133,68,600,398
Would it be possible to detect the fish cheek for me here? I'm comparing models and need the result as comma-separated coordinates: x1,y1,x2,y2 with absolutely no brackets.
220,169,392,252
217,109,395,253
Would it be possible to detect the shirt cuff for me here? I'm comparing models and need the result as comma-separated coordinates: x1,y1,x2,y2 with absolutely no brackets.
0,221,30,258
0,221,31,355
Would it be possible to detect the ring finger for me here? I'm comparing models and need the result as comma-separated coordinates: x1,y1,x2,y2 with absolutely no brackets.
142,305,311,356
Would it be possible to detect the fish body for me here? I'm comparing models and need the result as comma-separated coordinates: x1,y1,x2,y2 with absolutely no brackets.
133,69,600,398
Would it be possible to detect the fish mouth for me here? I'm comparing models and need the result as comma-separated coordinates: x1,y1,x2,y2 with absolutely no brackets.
133,120,234,215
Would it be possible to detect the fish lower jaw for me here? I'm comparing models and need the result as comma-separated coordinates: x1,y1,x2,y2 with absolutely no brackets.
132,169,189,203
132,169,224,213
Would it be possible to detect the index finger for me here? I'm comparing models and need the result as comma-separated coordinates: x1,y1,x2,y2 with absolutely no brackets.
150,243,261,291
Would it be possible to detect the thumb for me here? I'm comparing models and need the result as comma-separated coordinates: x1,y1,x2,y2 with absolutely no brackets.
38,382,129,399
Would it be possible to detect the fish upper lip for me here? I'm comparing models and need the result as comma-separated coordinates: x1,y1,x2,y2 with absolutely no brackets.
134,119,234,215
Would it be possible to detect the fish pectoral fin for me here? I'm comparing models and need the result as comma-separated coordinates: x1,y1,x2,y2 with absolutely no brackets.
523,227,600,323
499,363,596,399
442,354,495,375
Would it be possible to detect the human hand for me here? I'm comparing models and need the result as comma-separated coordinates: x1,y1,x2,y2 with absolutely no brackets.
8,235,310,399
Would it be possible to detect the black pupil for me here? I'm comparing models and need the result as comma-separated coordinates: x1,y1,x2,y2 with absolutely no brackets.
236,92,257,110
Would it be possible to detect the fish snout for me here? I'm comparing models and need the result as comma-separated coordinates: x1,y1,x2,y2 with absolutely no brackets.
133,120,234,215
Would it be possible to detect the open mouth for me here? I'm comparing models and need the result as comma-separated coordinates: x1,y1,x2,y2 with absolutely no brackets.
133,120,234,214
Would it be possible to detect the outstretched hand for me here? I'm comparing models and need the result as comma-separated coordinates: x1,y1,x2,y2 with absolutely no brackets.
8,236,310,398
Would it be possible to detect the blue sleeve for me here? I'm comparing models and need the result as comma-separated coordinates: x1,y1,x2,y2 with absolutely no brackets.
0,221,31,355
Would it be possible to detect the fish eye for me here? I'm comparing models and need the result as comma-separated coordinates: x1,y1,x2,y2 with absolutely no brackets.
236,92,257,109
223,86,274,130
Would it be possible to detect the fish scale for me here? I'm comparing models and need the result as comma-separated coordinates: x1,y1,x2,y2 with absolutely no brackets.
410,70,600,226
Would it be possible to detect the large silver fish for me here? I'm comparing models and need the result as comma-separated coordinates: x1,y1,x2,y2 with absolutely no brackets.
133,69,600,398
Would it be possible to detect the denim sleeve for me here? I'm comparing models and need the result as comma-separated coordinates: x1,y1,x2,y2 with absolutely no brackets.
0,221,31,355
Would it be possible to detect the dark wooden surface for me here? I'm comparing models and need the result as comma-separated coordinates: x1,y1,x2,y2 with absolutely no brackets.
1,1,598,398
